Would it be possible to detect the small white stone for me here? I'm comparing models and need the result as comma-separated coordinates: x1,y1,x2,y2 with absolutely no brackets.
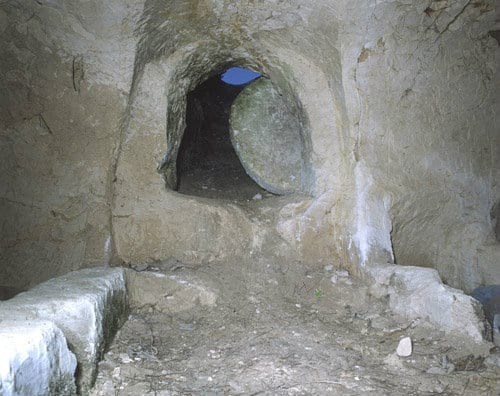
324,265,334,272
252,193,263,200
396,337,412,357
119,353,133,364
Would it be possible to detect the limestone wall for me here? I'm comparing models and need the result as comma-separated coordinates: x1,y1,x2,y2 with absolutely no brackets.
1,0,497,292
340,0,498,291
0,1,139,289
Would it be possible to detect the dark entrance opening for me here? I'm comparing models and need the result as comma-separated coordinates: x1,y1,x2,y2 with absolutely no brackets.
176,69,267,200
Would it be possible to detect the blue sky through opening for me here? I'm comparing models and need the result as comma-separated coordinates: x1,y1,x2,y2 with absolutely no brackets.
220,67,261,85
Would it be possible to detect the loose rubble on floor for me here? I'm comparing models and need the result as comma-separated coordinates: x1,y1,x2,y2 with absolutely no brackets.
90,259,500,395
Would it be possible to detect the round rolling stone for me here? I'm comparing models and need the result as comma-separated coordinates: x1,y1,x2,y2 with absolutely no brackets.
229,78,303,195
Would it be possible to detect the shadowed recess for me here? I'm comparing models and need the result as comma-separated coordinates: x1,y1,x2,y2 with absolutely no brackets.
176,73,267,200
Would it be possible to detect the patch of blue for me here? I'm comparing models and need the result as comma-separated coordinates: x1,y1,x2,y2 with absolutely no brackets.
220,67,261,86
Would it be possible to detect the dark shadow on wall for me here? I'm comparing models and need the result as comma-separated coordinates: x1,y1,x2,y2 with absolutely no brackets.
0,286,25,301
493,201,500,242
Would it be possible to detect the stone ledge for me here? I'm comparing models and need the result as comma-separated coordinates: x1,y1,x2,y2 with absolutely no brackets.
0,320,77,396
366,264,490,350
0,267,127,394
126,269,218,313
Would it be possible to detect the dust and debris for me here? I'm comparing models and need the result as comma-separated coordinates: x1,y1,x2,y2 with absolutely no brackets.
91,259,500,395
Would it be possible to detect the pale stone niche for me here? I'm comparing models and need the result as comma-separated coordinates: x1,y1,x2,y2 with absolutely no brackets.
173,66,310,201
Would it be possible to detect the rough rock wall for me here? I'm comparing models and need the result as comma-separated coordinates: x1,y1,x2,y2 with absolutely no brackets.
0,1,139,289
340,0,499,291
1,0,498,292
111,1,358,268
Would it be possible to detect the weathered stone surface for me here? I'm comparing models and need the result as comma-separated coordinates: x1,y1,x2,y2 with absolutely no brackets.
0,1,135,290
367,264,489,346
0,268,127,394
0,320,77,396
0,8,7,34
126,269,218,313
426,366,448,375
229,78,305,195
344,0,498,291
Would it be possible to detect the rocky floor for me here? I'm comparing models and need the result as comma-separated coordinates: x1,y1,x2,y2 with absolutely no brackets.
90,260,500,395
177,161,268,202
